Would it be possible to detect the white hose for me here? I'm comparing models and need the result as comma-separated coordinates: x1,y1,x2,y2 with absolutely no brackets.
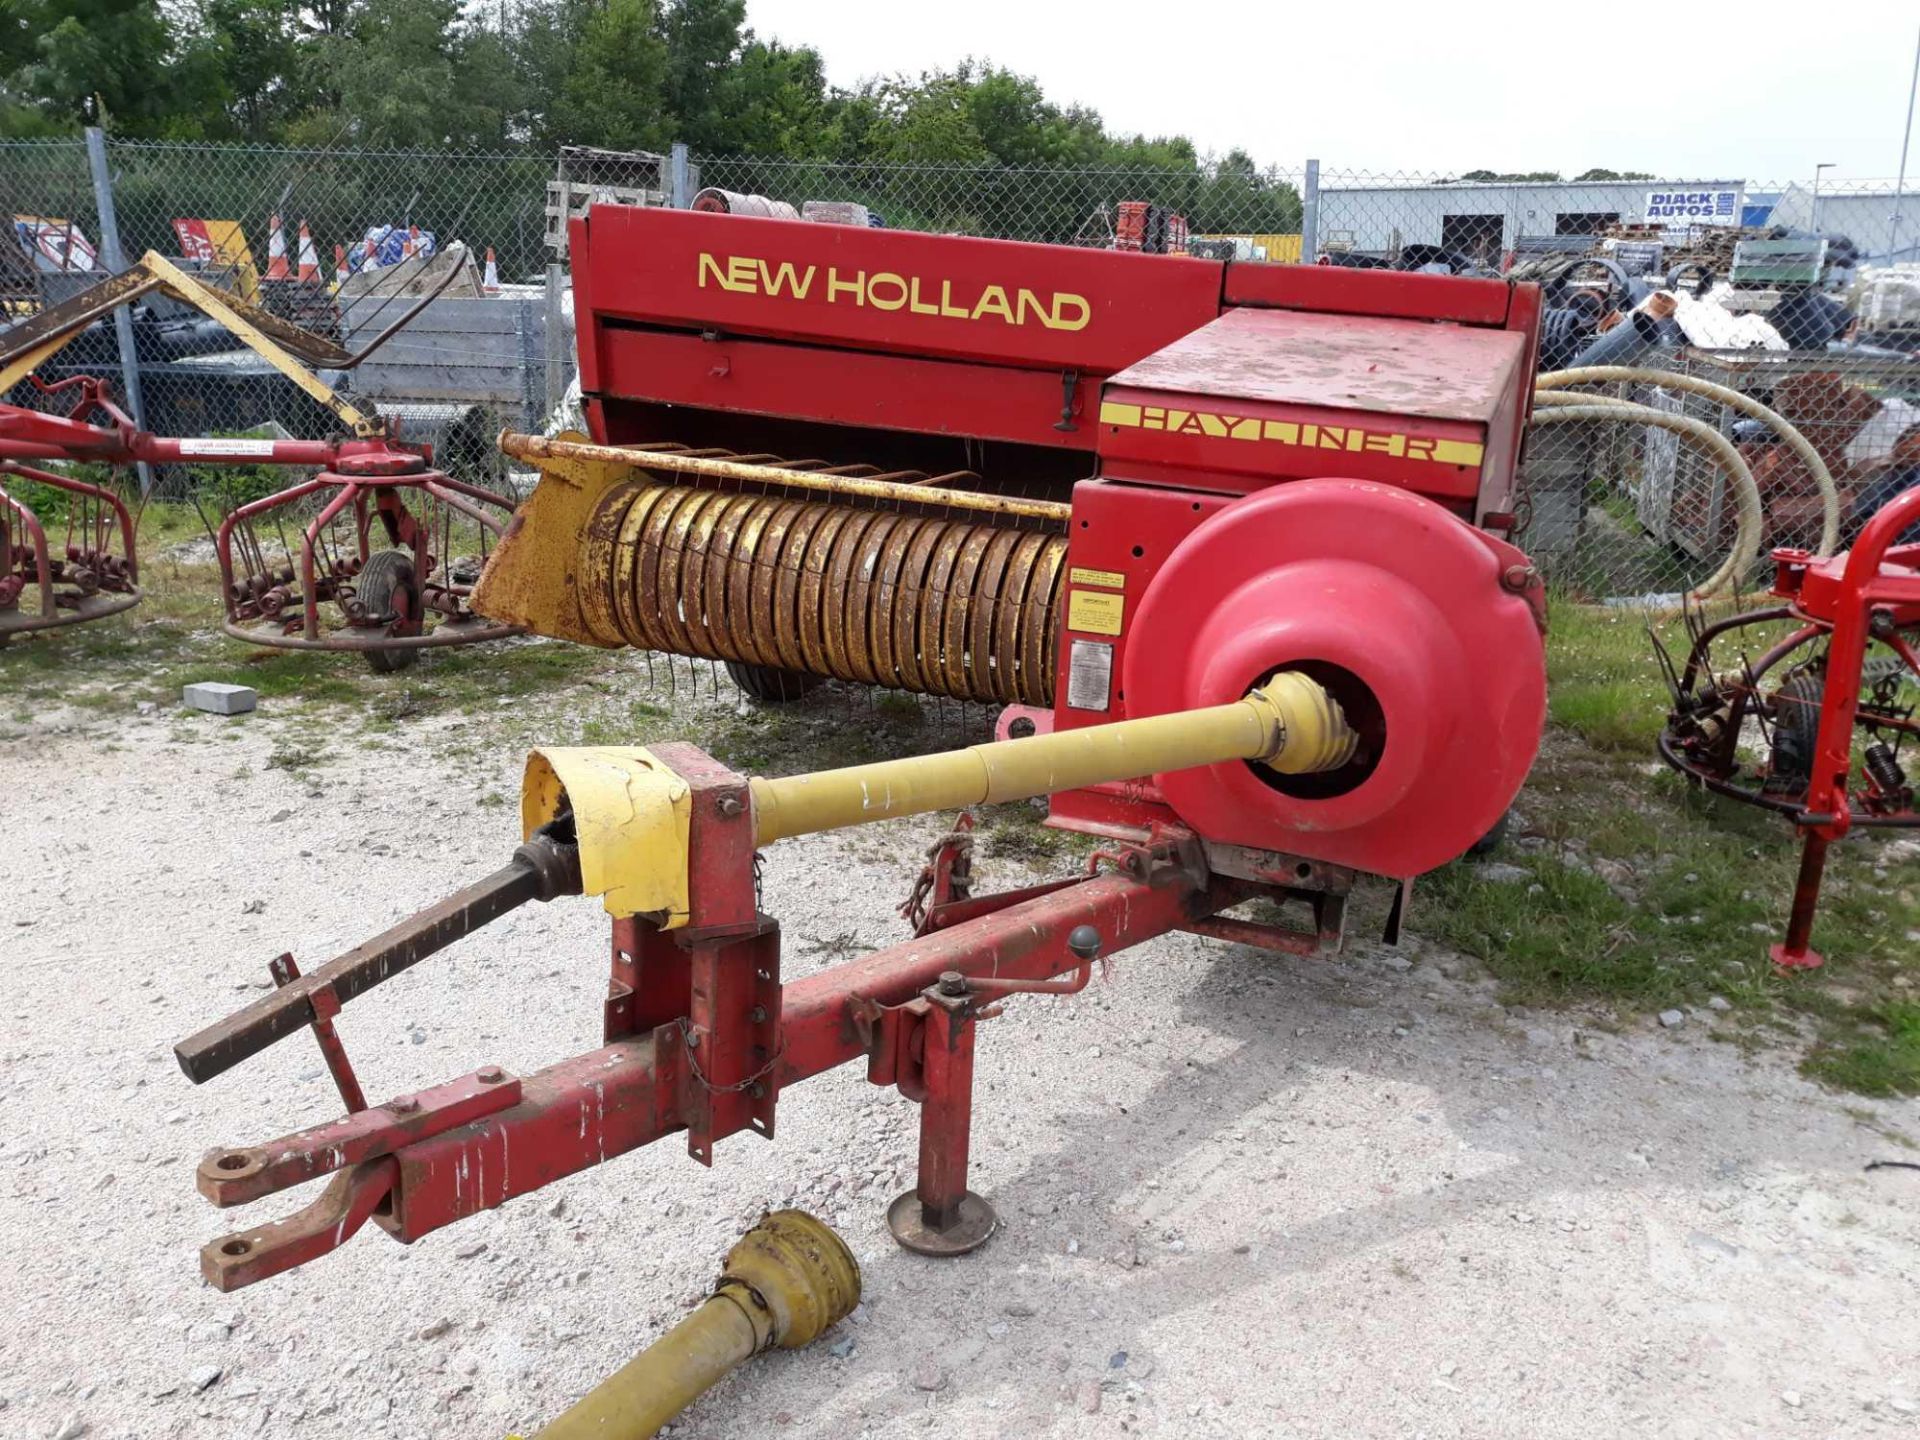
1536,364,1838,558
1526,401,1764,601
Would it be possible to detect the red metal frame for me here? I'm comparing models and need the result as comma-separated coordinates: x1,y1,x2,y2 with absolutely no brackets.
1769,491,1920,967
209,457,521,653
574,206,1226,375
0,469,140,638
569,204,1542,524
188,747,1244,1287
181,209,1559,1301
1659,486,1920,968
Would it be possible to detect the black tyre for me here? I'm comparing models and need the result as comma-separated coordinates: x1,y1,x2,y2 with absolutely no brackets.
1466,808,1510,856
1766,669,1825,794
355,548,421,674
1767,658,1908,793
725,660,824,703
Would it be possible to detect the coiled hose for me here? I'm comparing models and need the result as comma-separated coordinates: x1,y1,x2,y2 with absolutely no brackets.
1527,364,1839,601
1538,364,1839,558
1526,399,1762,601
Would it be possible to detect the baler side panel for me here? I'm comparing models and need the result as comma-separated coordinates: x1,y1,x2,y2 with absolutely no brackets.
1478,281,1544,519
593,327,1105,452
1095,386,1488,499
1092,307,1526,504
577,205,1227,375
1042,479,1220,839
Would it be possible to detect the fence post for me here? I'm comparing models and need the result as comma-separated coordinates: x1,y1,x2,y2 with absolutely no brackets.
670,143,691,210
1300,158,1320,264
83,126,154,495
543,262,567,420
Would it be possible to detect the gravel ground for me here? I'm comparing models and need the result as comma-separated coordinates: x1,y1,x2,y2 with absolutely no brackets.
4,696,1919,1440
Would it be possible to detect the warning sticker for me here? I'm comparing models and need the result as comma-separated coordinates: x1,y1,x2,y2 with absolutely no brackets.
179,438,277,458
1066,639,1113,711
1066,588,1124,636
1068,566,1126,590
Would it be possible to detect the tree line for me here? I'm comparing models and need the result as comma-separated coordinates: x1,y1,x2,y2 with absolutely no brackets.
1,0,1299,228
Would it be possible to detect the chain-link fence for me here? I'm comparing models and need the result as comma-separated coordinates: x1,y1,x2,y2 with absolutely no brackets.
4,136,564,514
6,137,1919,601
1297,169,1920,601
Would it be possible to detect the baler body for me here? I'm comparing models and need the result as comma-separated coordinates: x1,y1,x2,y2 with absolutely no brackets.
182,207,1561,1303
481,206,1550,880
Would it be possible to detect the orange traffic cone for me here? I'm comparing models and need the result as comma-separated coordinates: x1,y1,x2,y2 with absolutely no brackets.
482,246,500,293
264,213,289,280
295,220,320,284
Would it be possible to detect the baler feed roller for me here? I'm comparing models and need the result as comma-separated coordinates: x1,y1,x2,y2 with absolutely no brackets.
480,433,1073,706
579,480,1065,706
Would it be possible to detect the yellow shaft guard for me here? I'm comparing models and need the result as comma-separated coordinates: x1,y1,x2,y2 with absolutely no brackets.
516,1211,859,1440
749,671,1357,846
1253,669,1358,775
515,675,1351,926
522,746,693,928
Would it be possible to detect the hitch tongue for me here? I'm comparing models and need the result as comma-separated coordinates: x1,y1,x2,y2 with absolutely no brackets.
173,822,580,1085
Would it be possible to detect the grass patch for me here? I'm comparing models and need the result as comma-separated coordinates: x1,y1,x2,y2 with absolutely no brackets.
1421,599,1920,1097
1803,1004,1920,1097
979,799,1081,864
265,739,329,771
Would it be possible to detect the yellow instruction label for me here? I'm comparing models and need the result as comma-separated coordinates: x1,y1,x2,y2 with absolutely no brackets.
1068,566,1127,590
1067,589,1125,636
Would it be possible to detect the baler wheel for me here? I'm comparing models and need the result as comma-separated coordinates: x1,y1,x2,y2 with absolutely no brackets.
355,548,422,674
1466,809,1510,856
726,660,825,704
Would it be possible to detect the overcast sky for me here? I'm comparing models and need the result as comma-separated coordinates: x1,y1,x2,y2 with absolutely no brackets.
746,0,1920,185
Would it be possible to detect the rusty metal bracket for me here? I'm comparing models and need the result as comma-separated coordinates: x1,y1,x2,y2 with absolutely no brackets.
268,952,367,1114
899,813,976,936
854,994,932,1102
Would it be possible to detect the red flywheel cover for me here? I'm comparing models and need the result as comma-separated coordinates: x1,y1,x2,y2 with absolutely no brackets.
1123,478,1546,877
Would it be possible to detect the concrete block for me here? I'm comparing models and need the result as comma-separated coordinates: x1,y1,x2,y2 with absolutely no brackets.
182,682,258,716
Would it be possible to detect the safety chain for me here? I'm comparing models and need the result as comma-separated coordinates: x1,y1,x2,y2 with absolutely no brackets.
677,1016,787,1096
897,828,974,930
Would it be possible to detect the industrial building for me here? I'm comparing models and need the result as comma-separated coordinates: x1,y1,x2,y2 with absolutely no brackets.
1313,178,1918,265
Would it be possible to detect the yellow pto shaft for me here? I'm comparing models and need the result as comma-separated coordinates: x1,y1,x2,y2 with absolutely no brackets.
526,1211,860,1440
749,670,1358,846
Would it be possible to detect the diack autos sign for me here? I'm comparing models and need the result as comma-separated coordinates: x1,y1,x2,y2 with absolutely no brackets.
1643,189,1741,226
696,251,1091,331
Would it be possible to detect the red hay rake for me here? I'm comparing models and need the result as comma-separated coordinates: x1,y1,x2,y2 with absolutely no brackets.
1657,485,1920,968
210,442,517,669
0,248,518,666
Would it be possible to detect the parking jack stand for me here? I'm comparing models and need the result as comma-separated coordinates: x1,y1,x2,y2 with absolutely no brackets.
887,973,998,1256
